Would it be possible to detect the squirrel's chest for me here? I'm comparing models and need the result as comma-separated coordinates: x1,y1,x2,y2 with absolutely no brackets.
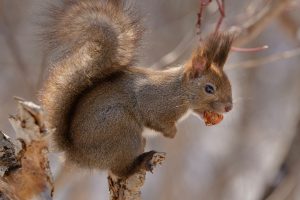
137,94,188,129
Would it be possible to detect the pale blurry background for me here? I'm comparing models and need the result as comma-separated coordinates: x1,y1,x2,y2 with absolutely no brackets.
1,0,300,199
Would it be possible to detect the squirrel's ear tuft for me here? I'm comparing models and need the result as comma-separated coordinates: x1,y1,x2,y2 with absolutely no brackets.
201,32,235,69
184,32,234,79
213,32,234,68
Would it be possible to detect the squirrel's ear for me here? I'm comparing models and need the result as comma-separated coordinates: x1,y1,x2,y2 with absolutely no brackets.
184,51,209,79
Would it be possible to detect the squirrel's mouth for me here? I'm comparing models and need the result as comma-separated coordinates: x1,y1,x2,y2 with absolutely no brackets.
194,109,224,126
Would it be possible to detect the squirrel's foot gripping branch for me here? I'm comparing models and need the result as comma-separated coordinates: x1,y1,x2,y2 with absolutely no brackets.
0,98,53,200
108,152,166,200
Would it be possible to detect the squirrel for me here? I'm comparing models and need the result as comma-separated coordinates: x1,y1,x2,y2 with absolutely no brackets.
40,0,234,177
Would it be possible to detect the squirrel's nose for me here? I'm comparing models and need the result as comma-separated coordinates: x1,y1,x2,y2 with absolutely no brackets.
224,103,232,112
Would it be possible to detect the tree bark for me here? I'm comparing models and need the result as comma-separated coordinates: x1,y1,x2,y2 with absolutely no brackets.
108,152,166,200
0,98,53,200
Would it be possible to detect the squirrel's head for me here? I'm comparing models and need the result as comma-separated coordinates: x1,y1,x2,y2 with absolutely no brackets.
183,32,234,116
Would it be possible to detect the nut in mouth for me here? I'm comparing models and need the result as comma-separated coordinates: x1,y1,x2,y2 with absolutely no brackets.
194,110,224,126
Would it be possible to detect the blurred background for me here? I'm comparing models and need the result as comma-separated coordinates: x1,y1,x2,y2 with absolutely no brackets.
1,0,300,199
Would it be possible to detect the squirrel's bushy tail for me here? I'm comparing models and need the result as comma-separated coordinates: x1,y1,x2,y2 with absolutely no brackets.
40,0,143,151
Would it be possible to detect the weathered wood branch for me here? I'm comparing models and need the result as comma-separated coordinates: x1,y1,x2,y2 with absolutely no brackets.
108,152,166,200
263,121,300,200
0,99,53,200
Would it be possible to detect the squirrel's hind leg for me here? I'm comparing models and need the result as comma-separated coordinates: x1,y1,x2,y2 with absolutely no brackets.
110,150,158,178
109,133,156,178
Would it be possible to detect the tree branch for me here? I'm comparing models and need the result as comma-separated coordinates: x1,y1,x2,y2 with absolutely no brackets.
0,99,53,200
233,0,291,46
263,120,300,200
108,153,166,200
226,47,300,70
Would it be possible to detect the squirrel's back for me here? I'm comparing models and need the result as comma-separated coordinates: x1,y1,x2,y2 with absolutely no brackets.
40,0,143,151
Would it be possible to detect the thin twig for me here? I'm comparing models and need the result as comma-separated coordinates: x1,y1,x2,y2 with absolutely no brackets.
151,30,196,69
233,0,292,46
227,47,300,69
215,0,225,33
197,0,212,34
231,45,269,52
197,0,226,34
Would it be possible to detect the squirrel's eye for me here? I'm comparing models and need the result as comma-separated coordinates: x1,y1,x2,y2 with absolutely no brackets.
204,84,215,94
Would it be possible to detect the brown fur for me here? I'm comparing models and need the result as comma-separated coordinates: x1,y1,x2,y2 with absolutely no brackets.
40,0,234,177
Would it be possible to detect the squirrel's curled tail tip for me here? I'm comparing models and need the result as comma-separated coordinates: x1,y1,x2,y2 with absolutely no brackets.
42,0,143,66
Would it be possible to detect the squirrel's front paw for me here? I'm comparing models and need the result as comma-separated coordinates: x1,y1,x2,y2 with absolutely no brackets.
162,126,177,138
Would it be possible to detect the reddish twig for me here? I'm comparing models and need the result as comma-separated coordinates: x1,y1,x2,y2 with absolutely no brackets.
197,0,212,34
231,45,269,52
215,0,225,33
197,0,226,34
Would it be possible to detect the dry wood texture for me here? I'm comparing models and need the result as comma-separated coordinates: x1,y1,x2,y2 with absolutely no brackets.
0,99,53,200
108,153,166,200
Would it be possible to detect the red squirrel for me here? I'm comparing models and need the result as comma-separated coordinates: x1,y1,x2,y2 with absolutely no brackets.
40,0,234,177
